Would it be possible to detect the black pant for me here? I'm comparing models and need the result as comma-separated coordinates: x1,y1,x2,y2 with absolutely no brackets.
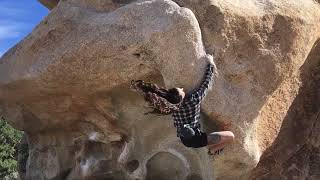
179,127,208,148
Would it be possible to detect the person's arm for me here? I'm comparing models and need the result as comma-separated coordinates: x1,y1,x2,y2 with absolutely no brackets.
191,55,217,102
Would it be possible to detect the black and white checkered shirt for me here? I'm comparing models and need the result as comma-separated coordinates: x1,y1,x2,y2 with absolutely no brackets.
172,63,215,136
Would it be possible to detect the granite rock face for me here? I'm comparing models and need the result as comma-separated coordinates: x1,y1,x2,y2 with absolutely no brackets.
1,0,320,179
1,0,211,180
176,1,320,179
38,0,59,9
250,40,320,180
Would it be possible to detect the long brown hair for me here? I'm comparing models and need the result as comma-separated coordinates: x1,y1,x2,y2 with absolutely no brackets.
130,80,183,115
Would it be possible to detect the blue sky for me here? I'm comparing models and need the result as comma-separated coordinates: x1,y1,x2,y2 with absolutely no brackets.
0,0,49,57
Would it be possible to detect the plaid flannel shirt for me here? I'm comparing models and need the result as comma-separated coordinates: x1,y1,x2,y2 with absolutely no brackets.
172,63,215,136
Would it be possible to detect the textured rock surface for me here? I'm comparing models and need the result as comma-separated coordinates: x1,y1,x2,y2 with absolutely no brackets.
38,0,59,9
1,0,320,180
250,40,320,180
176,0,320,179
0,0,211,180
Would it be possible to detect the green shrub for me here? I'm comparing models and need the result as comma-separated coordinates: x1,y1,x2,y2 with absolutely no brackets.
0,117,23,179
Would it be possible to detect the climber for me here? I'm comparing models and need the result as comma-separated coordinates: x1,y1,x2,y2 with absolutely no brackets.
130,54,234,155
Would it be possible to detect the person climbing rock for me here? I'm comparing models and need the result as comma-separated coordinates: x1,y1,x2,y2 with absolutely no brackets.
130,54,234,155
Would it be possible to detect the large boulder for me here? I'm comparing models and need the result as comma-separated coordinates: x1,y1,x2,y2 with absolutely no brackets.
177,0,320,179
250,39,320,180
0,0,212,180
1,0,320,179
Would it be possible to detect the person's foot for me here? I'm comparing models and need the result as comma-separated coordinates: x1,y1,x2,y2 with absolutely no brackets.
208,142,227,152
207,131,235,156
208,148,224,156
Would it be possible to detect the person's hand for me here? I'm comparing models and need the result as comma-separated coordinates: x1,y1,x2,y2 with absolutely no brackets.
204,54,218,76
205,54,214,65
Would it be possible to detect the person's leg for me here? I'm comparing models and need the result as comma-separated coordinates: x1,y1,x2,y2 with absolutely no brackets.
179,127,208,148
207,131,234,154
178,127,234,152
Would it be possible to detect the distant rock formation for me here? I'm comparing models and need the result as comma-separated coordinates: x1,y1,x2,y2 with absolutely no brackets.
38,0,59,9
1,0,320,179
